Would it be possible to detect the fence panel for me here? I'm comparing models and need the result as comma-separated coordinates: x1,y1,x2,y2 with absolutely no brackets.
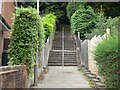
80,33,108,75
81,40,88,68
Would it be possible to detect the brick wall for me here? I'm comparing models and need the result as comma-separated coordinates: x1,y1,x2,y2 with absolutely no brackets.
1,0,15,27
0,65,28,88
0,0,15,66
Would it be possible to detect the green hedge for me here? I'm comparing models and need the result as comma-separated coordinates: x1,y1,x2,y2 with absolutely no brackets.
71,5,97,40
8,7,44,75
42,13,56,41
94,35,120,88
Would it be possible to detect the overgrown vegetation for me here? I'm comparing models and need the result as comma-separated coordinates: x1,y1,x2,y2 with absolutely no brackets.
39,2,69,24
42,13,56,41
86,14,119,39
94,35,119,88
85,12,107,39
8,7,44,75
71,5,97,40
66,2,82,20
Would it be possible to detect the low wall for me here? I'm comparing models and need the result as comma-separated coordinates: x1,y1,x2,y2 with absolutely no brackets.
0,65,28,88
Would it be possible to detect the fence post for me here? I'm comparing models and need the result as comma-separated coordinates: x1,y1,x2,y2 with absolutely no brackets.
77,32,82,67
106,28,110,39
34,45,38,86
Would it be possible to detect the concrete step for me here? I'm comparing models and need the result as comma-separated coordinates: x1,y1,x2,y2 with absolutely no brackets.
49,56,76,60
48,60,77,63
48,58,77,60
48,63,78,66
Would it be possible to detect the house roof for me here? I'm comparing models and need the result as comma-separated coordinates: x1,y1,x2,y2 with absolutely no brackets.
0,14,11,31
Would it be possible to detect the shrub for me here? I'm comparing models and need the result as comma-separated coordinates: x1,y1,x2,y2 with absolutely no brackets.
71,5,97,40
86,13,119,39
106,17,119,34
42,13,56,41
66,2,83,20
94,35,120,87
8,7,44,75
85,12,107,39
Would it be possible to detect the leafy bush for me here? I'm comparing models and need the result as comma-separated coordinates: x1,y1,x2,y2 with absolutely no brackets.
42,13,56,41
71,5,97,40
94,35,120,87
66,2,83,20
43,2,68,24
85,12,107,39
8,7,44,75
86,12,119,39
106,17,119,34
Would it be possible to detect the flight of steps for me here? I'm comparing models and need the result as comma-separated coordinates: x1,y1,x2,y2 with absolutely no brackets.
48,25,78,66
48,51,77,66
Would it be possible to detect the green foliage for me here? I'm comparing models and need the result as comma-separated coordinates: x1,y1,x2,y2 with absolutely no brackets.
102,2,120,18
106,17,119,34
42,13,56,41
18,1,36,8
88,2,120,18
85,12,107,39
66,2,83,20
86,13,119,39
71,5,97,40
8,7,44,75
94,35,120,88
40,2,69,24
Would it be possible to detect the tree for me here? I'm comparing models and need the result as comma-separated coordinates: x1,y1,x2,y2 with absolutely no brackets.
71,5,97,40
85,12,107,39
88,2,120,18
66,2,83,20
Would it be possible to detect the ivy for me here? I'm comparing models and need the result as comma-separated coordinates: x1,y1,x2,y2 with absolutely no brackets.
8,7,44,76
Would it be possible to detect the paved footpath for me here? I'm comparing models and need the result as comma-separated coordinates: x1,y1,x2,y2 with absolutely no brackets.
35,66,91,88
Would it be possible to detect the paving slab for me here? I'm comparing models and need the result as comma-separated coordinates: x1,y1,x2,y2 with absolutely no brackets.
35,66,91,88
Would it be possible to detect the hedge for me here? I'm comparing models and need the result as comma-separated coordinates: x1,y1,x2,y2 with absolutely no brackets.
42,13,56,41
8,7,44,75
71,5,97,40
94,35,120,88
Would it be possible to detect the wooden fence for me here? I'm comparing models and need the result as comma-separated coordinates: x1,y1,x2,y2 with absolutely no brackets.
79,29,110,75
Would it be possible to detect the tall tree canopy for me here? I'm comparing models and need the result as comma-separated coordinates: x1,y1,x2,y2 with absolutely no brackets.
17,2,120,24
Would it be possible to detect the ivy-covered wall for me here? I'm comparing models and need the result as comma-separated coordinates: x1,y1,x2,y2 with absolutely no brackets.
8,7,44,75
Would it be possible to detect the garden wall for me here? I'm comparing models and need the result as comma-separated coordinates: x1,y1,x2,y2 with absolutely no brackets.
0,65,28,88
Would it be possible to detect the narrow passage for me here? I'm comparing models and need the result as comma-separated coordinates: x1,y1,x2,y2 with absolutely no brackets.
35,25,91,88
36,66,91,88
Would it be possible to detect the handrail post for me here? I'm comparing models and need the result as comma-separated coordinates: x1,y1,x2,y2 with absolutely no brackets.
34,45,38,86
62,26,64,67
